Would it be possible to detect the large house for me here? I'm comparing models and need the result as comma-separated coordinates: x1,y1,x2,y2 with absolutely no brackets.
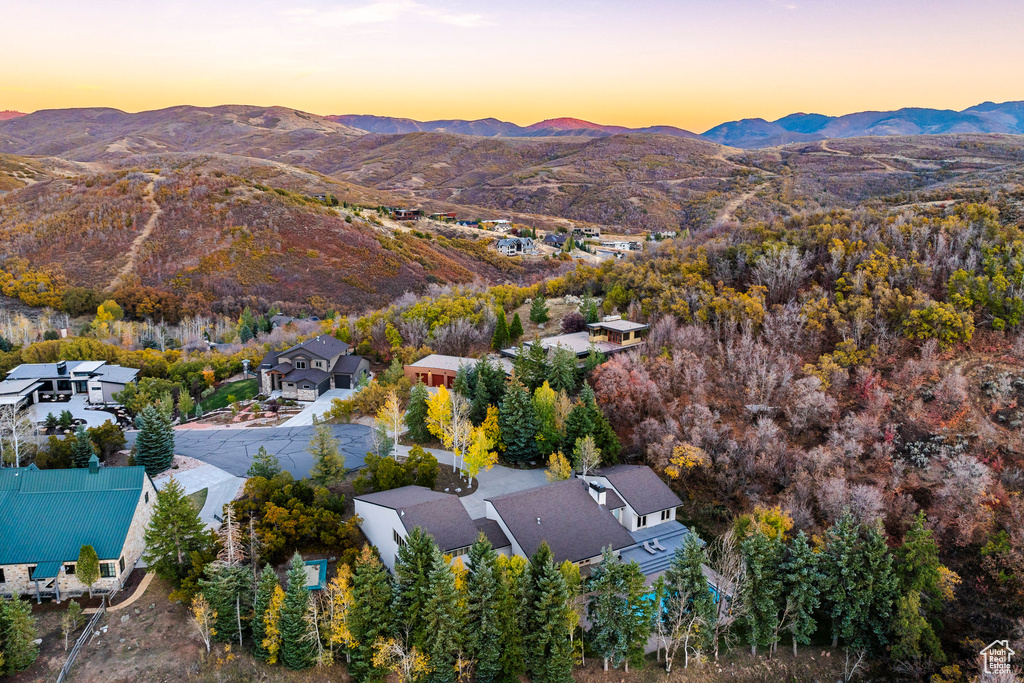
501,316,649,360
0,456,156,602
495,237,535,256
356,464,691,578
0,360,139,409
259,334,369,400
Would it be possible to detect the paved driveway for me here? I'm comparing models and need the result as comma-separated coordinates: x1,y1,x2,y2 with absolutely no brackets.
27,394,117,429
127,424,371,478
395,445,548,518
278,388,356,428
154,464,244,528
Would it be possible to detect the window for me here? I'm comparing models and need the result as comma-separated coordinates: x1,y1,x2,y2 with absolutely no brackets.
450,546,469,559
119,557,126,573
302,384,312,390
0,568,5,583
64,563,75,575
294,360,307,369
636,515,648,528
314,361,322,368
27,565,37,580
661,509,673,522
393,529,406,547
100,562,116,578
145,491,150,504
612,508,620,520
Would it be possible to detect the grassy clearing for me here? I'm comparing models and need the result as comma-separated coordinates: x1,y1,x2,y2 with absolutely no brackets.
187,487,208,512
200,378,258,411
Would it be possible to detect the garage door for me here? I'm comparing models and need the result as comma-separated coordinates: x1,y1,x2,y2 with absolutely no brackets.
334,374,351,389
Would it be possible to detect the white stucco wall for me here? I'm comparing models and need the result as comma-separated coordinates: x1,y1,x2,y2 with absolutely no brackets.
354,500,406,572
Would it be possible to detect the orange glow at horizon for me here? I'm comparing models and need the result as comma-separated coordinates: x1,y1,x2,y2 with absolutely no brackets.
2,0,1022,133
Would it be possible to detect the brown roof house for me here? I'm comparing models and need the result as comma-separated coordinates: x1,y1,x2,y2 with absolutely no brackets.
259,334,369,401
403,354,477,389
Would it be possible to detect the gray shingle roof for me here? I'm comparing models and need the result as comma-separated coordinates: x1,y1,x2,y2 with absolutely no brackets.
93,365,139,384
356,486,479,552
474,518,510,549
286,334,350,361
282,367,330,384
260,350,278,368
486,479,635,563
332,355,367,374
598,465,682,516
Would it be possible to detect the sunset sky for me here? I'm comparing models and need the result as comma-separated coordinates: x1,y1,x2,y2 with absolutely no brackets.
2,0,1022,132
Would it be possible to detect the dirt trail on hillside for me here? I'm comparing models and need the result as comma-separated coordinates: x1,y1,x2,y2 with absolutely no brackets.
715,187,757,226
108,179,161,291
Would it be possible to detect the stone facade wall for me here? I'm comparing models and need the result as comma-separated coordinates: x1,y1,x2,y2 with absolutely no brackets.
260,370,274,395
297,387,318,402
0,476,156,601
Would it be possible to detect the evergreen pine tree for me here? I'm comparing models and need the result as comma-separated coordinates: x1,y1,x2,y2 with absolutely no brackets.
309,416,346,484
71,425,96,468
587,547,630,669
143,477,209,583
134,405,175,476
492,309,510,350
509,312,525,342
405,381,433,442
280,552,315,670
393,528,437,648
0,596,38,675
561,385,620,463
856,522,898,651
423,546,465,683
495,555,528,683
522,340,550,391
246,446,281,479
783,531,821,656
547,347,578,394
252,564,279,662
466,536,502,683
892,512,945,661
499,377,539,464
530,296,550,324
525,543,574,683
470,372,492,426
350,546,394,683
820,513,863,648
664,534,716,652
895,512,942,606
740,528,785,655
453,365,471,396
200,563,253,645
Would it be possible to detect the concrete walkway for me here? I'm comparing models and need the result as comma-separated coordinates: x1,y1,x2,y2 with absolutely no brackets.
84,573,154,615
154,463,244,528
278,388,357,427
395,444,548,518
27,394,117,429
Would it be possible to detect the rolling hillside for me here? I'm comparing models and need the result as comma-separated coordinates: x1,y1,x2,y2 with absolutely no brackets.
0,158,558,315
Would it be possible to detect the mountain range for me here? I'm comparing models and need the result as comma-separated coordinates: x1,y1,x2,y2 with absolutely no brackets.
329,101,1024,147
3,100,1023,149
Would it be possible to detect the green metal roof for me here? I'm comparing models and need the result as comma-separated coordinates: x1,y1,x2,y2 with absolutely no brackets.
31,561,64,579
0,466,149,566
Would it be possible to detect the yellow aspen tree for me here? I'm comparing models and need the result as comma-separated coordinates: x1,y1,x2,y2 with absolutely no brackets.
263,584,286,664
